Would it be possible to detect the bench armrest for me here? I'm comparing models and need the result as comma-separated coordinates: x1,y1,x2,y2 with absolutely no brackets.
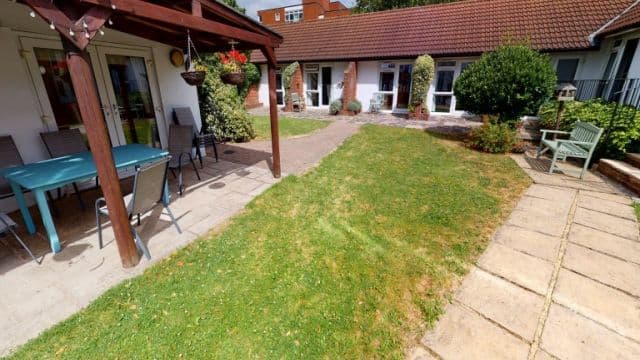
540,129,570,141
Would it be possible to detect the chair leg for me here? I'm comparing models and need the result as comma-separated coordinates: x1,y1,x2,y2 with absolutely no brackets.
178,165,184,196
137,213,141,226
190,156,201,180
212,140,219,163
549,152,559,174
164,205,182,234
95,199,104,249
131,226,151,260
72,182,86,211
580,158,589,179
196,145,204,169
7,226,40,264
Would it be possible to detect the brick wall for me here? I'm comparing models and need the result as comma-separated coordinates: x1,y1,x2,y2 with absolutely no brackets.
244,84,262,109
341,62,357,114
285,65,304,112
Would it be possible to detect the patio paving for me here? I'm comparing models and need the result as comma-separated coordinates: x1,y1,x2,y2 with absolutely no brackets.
415,151,640,359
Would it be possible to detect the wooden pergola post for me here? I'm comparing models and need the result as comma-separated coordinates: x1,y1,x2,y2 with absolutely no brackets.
261,46,281,178
61,39,140,268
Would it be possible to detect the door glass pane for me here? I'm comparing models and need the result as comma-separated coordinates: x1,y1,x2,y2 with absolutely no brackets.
436,71,454,92
276,73,284,105
34,48,84,132
379,72,394,91
556,59,579,83
276,73,283,89
434,95,452,112
106,54,159,147
397,64,412,109
382,94,394,110
321,67,332,106
308,72,319,90
308,92,319,107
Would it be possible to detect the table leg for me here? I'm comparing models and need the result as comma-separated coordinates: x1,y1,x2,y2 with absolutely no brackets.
10,181,35,234
33,189,61,253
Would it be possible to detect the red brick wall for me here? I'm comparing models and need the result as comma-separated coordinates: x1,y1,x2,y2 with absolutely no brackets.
258,1,350,24
244,84,262,109
341,62,357,114
285,66,304,112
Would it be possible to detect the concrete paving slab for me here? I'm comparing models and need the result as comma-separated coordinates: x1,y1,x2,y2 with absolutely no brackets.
579,190,632,205
407,347,437,360
568,223,640,264
577,194,636,220
422,304,529,360
494,225,561,261
553,269,640,342
533,350,556,360
525,185,576,203
573,207,639,241
541,304,640,360
456,267,544,341
563,243,640,297
506,208,568,237
477,243,554,295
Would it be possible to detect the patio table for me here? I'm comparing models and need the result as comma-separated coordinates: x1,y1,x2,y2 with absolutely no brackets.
0,144,168,253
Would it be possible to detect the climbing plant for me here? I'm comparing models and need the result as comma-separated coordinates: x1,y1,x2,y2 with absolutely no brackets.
409,54,435,110
283,62,300,90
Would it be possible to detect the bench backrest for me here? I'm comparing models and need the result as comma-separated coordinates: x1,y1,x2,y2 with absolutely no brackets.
569,121,604,149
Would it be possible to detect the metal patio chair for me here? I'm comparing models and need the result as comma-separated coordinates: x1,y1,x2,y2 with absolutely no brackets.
40,129,92,210
0,135,57,215
173,107,219,165
370,93,384,113
291,92,304,112
95,158,181,260
168,125,201,196
0,212,40,264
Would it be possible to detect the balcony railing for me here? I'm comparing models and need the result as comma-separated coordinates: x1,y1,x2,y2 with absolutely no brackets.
567,78,640,107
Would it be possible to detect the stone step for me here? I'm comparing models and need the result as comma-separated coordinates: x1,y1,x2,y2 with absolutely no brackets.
626,153,640,168
597,159,640,194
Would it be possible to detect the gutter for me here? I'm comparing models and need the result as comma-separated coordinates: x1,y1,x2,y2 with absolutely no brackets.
589,0,640,45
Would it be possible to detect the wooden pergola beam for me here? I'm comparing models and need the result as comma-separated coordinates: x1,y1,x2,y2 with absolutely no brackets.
80,0,276,47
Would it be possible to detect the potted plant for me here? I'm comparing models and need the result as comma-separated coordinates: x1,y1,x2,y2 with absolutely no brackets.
181,62,207,86
220,50,247,86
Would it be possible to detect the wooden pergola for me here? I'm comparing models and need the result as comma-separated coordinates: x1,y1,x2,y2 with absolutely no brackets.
21,0,283,268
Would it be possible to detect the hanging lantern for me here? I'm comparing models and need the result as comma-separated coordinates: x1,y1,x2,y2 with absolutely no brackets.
180,30,206,86
219,40,246,86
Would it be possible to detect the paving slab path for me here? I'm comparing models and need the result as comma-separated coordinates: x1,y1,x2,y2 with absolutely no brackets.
415,153,640,360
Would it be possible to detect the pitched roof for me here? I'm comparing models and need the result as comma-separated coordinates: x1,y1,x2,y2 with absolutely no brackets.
600,1,640,35
254,0,636,63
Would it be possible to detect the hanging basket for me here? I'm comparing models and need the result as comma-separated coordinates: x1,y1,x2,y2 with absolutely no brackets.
220,72,245,86
181,71,206,86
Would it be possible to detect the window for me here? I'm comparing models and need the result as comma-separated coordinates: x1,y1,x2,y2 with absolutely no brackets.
285,9,303,23
433,63,455,113
275,72,284,105
556,59,579,83
275,12,280,22
306,72,319,107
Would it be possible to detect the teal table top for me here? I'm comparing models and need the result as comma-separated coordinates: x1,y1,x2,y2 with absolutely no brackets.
0,144,168,191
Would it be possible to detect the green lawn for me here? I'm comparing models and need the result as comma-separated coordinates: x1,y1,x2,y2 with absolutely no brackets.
634,202,640,220
9,126,530,359
252,115,331,140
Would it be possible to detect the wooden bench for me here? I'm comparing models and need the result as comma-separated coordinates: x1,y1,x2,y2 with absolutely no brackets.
536,121,604,179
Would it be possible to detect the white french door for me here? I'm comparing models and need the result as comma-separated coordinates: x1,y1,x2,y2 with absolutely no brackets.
94,46,166,148
20,36,166,148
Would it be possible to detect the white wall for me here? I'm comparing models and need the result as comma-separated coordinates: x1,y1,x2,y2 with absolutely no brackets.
0,1,202,212
355,61,379,110
330,62,348,103
258,64,270,106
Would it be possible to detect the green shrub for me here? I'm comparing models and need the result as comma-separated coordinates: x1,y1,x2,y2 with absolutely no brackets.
538,99,640,159
238,62,261,99
347,100,362,113
329,99,342,115
466,124,517,153
410,54,435,109
454,44,557,121
283,62,299,90
198,55,255,142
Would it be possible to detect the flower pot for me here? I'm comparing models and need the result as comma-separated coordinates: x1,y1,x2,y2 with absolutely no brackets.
181,71,206,86
221,72,245,86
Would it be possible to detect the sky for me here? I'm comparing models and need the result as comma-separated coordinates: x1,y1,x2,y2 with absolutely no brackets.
237,0,356,20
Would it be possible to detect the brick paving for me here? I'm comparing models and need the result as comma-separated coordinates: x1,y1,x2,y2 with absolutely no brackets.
414,152,640,360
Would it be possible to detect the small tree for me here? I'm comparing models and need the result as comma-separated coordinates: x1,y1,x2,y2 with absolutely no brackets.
409,54,435,119
454,45,557,122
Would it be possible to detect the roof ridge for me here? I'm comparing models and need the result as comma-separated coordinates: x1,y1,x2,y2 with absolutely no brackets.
589,0,640,43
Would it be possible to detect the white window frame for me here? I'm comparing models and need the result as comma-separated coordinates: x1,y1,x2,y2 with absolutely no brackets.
275,12,281,22
428,58,478,115
285,7,303,23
